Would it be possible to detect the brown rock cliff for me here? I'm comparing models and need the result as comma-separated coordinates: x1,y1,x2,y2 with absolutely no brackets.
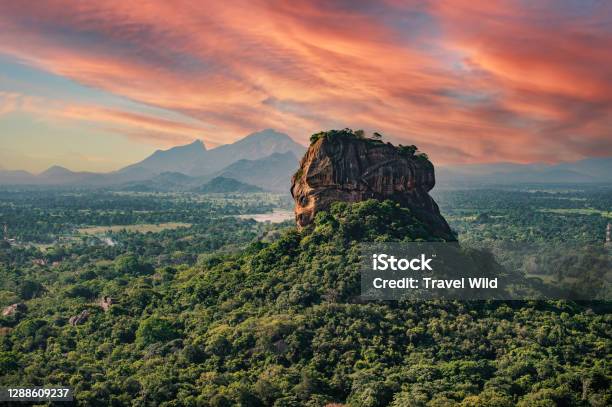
290,131,453,239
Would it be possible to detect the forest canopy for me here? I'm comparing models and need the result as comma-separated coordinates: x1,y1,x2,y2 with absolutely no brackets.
1,196,610,406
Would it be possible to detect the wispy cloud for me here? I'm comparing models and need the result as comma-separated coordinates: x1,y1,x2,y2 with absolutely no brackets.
0,0,610,163
59,105,207,146
0,92,45,116
0,91,208,147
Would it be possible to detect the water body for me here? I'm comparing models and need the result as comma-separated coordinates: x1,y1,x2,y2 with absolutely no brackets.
238,209,293,223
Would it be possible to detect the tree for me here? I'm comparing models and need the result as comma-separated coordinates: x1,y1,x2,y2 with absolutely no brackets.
136,316,180,347
0,351,19,373
114,254,153,276
399,144,418,156
19,280,45,300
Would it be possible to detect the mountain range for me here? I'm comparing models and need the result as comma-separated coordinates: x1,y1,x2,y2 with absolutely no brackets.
0,129,306,192
119,128,304,177
437,157,612,187
1,129,610,191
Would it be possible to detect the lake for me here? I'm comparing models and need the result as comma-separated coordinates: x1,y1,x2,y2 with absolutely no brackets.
238,209,294,223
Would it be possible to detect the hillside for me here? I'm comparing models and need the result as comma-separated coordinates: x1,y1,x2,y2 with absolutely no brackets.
214,151,299,193
119,140,207,175
0,131,610,406
117,172,198,192
1,200,609,406
194,176,263,193
189,129,305,177
0,169,36,184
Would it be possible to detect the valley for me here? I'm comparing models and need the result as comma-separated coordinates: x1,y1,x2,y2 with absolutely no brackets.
1,0,610,403
0,133,610,406
1,183,610,405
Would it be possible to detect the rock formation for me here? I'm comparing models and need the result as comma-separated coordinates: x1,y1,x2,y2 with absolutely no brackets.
2,302,27,316
69,310,90,326
290,130,453,239
98,296,113,312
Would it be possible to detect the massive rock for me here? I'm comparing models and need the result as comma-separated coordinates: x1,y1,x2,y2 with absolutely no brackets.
290,130,453,239
2,302,27,317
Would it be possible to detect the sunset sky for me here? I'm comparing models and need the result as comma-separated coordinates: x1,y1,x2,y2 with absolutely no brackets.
1,0,611,172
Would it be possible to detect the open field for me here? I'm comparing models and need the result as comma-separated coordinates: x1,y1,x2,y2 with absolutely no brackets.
538,208,612,218
77,222,192,234
237,209,293,223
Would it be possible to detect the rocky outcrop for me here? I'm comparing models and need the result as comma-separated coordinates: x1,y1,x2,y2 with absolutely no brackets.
291,130,453,239
2,302,27,316
69,310,90,326
98,296,113,312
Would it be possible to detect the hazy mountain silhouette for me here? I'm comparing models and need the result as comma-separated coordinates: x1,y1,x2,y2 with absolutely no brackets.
1,131,609,189
37,166,104,184
116,172,198,192
118,129,305,177
437,157,612,187
0,129,305,187
213,151,300,192
0,169,36,184
188,129,305,176
119,139,207,175
193,176,263,193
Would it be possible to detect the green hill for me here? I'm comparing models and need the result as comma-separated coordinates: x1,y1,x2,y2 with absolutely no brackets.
195,176,264,193
0,200,610,406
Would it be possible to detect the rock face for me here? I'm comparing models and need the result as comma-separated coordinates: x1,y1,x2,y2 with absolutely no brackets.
2,302,27,316
98,296,113,312
69,310,90,326
290,131,453,239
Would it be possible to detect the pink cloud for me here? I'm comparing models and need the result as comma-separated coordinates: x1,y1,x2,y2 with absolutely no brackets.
0,0,610,164
59,105,208,147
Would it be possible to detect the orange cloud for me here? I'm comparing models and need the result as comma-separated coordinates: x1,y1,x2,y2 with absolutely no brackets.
0,0,610,164
59,105,208,147
0,92,45,116
0,92,209,147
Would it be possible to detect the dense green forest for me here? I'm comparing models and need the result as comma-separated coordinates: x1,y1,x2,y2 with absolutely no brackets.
0,187,610,406
433,186,611,244
0,189,288,243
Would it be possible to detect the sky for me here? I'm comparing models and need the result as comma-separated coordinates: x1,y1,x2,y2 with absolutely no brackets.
0,0,611,173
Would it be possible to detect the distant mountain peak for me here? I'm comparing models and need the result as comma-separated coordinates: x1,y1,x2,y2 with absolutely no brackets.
40,165,73,177
246,128,286,138
194,176,263,193
237,129,299,145
116,129,305,178
156,139,206,154
120,138,208,175
187,139,206,149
